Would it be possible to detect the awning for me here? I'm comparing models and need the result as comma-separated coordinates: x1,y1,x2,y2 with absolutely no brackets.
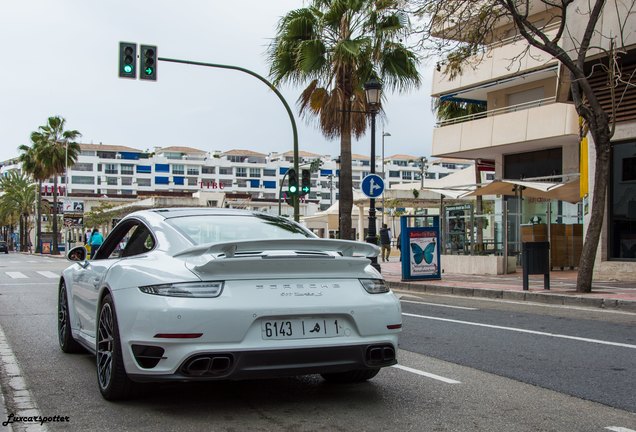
464,179,580,203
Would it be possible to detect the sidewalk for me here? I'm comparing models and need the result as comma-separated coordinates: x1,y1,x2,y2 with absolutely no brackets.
380,259,636,312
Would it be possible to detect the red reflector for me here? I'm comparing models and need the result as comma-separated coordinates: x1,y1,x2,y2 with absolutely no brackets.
387,324,402,330
153,333,203,339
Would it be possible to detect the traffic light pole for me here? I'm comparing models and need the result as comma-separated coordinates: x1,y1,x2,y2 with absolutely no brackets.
158,56,300,221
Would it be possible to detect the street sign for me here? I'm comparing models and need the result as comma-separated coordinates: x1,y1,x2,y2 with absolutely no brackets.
361,174,384,198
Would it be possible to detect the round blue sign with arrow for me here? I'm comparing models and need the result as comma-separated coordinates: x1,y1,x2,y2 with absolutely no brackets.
361,174,385,198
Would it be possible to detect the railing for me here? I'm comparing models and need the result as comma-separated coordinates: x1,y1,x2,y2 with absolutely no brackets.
436,97,556,127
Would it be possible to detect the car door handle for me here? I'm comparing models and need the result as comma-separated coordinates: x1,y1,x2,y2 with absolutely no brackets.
92,278,100,287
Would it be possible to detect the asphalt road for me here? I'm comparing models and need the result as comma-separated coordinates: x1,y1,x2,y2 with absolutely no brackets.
397,292,636,412
0,253,635,432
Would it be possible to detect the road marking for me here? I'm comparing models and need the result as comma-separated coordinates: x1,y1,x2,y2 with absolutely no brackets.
605,427,636,432
5,272,28,279
396,291,636,316
400,299,478,310
403,313,636,349
392,364,461,384
36,271,59,279
0,325,49,431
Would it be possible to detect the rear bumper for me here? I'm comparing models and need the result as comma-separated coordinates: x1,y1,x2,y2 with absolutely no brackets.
128,343,396,383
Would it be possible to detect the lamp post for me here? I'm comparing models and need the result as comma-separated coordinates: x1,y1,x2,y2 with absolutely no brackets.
381,131,391,225
64,141,69,251
420,156,428,189
364,78,382,272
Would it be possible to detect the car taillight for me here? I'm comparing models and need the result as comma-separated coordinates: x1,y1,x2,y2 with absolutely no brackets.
359,279,389,294
139,281,224,298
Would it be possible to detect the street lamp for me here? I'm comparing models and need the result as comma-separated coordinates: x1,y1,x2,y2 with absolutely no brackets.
420,156,428,189
364,77,382,272
381,131,391,224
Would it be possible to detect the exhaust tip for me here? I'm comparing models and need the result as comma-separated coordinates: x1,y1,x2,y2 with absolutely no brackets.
181,354,233,377
366,344,396,365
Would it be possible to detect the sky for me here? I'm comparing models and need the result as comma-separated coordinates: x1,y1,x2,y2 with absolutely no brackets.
0,1,436,164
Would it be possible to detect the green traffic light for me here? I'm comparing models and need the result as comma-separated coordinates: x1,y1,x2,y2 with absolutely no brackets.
144,67,153,75
289,185,298,193
302,186,310,193
123,64,133,73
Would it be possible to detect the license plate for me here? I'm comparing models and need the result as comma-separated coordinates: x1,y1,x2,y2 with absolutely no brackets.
262,318,344,340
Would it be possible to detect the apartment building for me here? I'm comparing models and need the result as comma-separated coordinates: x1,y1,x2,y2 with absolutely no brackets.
430,1,635,278
1,144,466,215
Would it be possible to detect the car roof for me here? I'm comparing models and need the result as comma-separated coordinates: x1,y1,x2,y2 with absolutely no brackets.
148,207,272,219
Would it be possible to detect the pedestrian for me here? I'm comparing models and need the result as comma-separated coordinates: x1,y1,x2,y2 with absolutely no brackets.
89,228,104,259
397,234,402,262
379,223,391,262
85,229,91,245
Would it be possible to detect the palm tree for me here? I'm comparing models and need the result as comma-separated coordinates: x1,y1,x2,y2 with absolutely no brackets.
31,116,81,255
0,171,36,252
19,138,51,253
269,0,420,240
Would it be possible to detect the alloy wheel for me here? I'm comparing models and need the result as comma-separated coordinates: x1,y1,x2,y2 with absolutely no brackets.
97,303,114,389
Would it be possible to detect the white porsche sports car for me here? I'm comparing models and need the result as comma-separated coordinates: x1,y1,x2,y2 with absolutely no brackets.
59,208,402,400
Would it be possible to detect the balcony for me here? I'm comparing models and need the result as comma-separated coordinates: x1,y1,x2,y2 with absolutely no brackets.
431,25,559,97
432,100,579,158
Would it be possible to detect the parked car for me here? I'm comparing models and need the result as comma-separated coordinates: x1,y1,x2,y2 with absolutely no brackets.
0,241,8,254
58,208,401,400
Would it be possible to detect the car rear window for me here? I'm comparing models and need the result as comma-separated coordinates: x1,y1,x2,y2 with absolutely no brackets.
166,214,314,245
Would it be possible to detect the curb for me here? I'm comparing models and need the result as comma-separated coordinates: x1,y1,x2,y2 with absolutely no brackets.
387,281,636,313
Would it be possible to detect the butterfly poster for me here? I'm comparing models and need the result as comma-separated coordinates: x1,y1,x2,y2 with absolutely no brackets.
407,230,440,277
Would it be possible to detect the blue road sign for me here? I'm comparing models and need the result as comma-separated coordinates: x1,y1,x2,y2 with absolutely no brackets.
361,174,385,198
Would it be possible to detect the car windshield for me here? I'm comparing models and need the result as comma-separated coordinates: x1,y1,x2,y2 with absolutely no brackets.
166,214,314,245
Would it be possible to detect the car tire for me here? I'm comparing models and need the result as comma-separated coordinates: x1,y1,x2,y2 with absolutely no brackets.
97,294,136,401
58,282,84,353
321,368,380,383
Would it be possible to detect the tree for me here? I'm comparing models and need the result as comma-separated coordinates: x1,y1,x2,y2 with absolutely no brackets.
31,116,81,255
19,137,51,253
268,0,420,240
411,0,635,292
0,171,36,252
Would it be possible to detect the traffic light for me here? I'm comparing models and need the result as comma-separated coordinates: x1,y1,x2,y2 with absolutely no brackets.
301,169,311,195
287,168,299,195
140,45,157,81
119,42,137,79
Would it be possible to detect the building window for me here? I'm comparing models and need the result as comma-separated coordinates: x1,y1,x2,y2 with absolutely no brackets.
249,168,261,178
187,166,200,175
71,176,95,185
121,177,133,186
155,176,170,185
72,162,93,171
389,171,400,178
610,140,636,260
219,167,232,175
202,166,215,174
106,177,118,185
137,165,152,174
263,169,276,176
219,179,232,188
137,178,151,187
402,172,412,180
172,164,185,175
236,167,247,177
155,164,170,173
121,164,134,175
104,164,117,174
187,177,198,186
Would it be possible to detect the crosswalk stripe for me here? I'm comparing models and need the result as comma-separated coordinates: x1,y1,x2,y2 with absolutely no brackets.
36,271,59,279
5,272,28,279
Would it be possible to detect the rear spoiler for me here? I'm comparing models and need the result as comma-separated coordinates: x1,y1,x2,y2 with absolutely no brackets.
174,238,379,259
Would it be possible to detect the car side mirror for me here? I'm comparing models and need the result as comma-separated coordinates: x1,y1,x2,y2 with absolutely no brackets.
67,246,87,262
